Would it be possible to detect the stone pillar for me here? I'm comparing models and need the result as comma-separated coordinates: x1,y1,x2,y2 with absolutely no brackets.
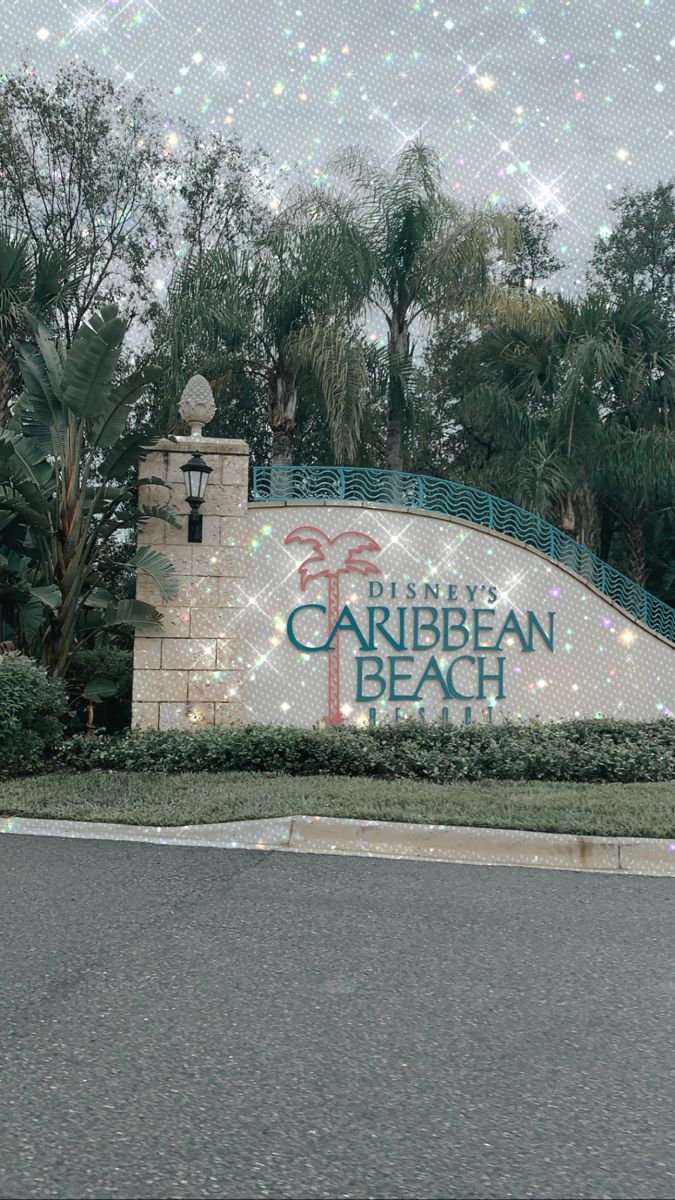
131,434,250,731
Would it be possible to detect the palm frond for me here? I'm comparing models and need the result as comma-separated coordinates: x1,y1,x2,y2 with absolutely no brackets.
598,426,675,508
509,440,574,520
0,233,33,339
285,324,368,463
102,597,163,634
457,384,537,451
128,546,178,602
471,285,565,337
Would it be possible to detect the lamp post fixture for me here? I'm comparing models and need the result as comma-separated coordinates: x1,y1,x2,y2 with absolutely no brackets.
181,451,213,543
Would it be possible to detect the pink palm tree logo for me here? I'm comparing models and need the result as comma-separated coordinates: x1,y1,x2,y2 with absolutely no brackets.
285,525,382,724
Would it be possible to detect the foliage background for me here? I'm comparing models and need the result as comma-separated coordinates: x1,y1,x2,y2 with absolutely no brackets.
0,5,673,729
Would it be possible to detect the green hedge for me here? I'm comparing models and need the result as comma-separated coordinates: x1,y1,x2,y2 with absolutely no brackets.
56,719,675,784
0,653,67,775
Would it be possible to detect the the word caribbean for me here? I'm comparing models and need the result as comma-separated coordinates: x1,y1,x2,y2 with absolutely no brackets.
287,599,556,704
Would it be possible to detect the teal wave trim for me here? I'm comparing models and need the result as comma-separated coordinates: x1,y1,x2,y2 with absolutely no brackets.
250,465,675,644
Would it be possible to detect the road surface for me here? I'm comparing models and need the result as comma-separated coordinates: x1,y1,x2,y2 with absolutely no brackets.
0,835,673,1199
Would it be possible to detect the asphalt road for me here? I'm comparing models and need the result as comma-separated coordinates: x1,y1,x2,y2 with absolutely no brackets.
0,837,673,1200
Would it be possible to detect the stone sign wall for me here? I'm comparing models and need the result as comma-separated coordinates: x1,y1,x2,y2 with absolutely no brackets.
132,437,674,729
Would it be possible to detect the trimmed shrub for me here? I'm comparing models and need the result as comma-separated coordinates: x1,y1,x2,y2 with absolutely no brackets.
0,653,67,775
56,718,675,784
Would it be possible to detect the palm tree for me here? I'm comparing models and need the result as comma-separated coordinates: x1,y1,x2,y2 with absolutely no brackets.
285,525,381,724
0,304,177,675
597,427,675,586
457,293,675,577
328,140,562,471
156,200,371,466
0,230,80,430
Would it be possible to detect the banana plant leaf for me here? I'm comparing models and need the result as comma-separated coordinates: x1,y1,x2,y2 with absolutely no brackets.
0,431,52,487
102,597,163,633
13,340,60,424
60,305,127,420
91,366,163,451
82,677,119,703
31,317,66,399
30,584,61,609
83,587,117,609
129,546,178,602
102,430,156,480
139,501,182,529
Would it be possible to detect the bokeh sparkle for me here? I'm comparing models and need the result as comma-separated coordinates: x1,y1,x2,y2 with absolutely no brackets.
2,0,673,290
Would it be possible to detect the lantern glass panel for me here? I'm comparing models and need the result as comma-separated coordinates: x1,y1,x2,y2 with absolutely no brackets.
185,466,209,500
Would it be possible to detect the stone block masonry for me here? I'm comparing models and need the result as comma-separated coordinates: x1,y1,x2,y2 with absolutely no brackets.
132,436,249,731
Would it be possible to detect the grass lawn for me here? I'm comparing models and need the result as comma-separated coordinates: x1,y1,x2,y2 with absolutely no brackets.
1,772,674,838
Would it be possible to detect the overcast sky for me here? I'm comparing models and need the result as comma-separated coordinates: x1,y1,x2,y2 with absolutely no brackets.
3,0,674,292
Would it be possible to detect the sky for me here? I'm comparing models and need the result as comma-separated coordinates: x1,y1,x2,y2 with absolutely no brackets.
2,0,674,293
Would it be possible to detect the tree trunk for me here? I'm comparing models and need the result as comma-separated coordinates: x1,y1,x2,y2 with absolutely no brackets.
270,428,293,466
268,368,297,466
600,505,615,563
386,407,403,474
575,484,601,554
557,492,576,537
386,315,410,473
0,346,15,430
267,366,297,498
623,513,648,587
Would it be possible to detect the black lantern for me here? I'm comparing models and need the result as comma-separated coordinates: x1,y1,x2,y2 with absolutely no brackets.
180,451,213,543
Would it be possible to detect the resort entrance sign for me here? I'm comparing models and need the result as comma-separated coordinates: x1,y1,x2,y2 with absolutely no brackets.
132,425,674,732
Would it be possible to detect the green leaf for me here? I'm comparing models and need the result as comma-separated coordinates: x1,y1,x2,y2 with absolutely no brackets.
91,366,163,451
101,430,153,479
16,596,46,642
0,430,52,488
60,305,127,420
31,317,65,398
82,676,119,703
30,584,62,610
128,546,178,602
13,339,57,414
138,501,181,529
102,598,163,633
83,587,116,609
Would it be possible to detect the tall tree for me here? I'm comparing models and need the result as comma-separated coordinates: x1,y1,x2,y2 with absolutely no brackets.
497,204,563,291
415,199,565,477
0,63,171,343
599,427,675,587
155,200,371,465
452,293,675,590
175,132,269,266
328,141,561,471
589,181,675,329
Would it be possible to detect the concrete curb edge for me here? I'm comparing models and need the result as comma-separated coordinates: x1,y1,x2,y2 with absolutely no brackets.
1,813,674,877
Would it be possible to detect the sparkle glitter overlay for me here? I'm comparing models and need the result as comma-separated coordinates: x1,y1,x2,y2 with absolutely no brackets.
239,504,674,726
4,0,674,291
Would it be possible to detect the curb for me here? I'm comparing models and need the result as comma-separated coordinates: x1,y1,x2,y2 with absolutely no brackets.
2,813,674,877
0,814,293,851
